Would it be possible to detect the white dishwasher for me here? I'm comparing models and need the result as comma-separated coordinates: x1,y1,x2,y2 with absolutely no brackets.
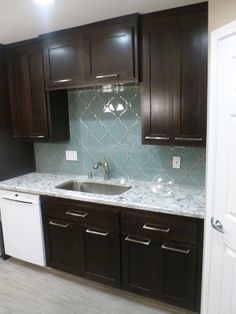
0,190,46,266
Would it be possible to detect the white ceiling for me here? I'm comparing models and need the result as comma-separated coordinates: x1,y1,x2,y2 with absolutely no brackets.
1,0,207,44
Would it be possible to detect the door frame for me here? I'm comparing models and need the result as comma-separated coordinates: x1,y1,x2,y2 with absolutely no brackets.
201,20,236,314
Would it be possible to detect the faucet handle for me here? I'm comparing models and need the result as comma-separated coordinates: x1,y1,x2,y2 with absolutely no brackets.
103,159,108,165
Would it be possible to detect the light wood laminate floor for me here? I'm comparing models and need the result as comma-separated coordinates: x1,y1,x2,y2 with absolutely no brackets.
0,258,197,314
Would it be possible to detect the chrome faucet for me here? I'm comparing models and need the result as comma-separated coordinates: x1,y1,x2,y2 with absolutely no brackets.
93,159,110,180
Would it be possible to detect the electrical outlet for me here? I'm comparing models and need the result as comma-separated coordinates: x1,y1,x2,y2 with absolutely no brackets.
172,156,181,169
65,150,78,161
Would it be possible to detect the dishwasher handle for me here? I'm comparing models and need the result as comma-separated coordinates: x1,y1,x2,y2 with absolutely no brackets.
2,197,33,205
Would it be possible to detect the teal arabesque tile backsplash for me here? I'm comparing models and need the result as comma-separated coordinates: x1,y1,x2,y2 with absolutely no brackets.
34,86,206,186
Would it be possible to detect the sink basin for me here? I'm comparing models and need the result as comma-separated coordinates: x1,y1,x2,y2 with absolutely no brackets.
56,181,132,196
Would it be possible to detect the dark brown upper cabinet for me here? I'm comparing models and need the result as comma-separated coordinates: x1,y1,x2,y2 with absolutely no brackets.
8,45,42,138
42,33,85,89
142,3,208,146
7,40,69,141
83,14,139,85
41,14,139,89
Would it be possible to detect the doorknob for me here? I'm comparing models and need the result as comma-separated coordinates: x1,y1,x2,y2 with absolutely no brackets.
211,217,224,233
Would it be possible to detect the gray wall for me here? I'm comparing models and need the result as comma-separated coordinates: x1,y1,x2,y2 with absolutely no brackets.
209,0,236,31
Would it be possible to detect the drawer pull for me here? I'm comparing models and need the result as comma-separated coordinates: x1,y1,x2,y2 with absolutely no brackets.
174,137,202,141
29,135,45,139
161,243,190,255
145,136,170,140
49,221,69,228
95,74,119,79
143,223,171,233
86,229,109,237
66,211,88,218
125,236,151,246
53,79,72,83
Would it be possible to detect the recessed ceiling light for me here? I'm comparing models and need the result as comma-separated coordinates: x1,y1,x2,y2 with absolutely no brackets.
34,0,55,5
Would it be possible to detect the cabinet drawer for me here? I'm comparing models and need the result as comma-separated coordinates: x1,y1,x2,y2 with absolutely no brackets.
41,197,120,230
121,212,198,245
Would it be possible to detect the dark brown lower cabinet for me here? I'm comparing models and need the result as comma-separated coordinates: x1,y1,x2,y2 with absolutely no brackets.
122,234,157,298
157,242,198,309
42,196,203,312
43,217,80,275
122,236,198,310
80,226,121,287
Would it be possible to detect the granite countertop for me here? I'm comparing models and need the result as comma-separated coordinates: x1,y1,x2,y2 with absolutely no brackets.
0,172,205,219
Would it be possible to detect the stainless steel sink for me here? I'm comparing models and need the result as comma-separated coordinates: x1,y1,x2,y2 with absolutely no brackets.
56,181,132,196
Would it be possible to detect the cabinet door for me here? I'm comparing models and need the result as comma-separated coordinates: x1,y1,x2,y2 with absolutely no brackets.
173,11,207,145
84,23,138,84
80,226,120,287
142,18,176,145
7,44,48,140
43,217,80,275
7,48,30,138
26,44,48,139
157,242,198,310
122,233,157,298
142,5,207,146
43,34,84,89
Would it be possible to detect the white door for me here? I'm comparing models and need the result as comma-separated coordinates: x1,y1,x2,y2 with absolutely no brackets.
201,21,236,314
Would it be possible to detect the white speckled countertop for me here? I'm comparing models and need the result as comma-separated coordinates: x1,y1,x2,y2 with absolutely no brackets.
0,172,205,219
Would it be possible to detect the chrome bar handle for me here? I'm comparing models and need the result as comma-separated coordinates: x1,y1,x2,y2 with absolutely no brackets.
174,137,202,141
125,236,151,246
95,74,119,79
49,221,69,228
211,217,224,234
13,135,28,138
161,243,190,255
66,211,88,218
53,79,72,83
145,136,170,140
143,223,171,233
86,229,109,237
29,135,45,139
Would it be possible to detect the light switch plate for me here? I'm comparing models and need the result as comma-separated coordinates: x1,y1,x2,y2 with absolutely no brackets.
172,156,181,169
65,150,78,161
